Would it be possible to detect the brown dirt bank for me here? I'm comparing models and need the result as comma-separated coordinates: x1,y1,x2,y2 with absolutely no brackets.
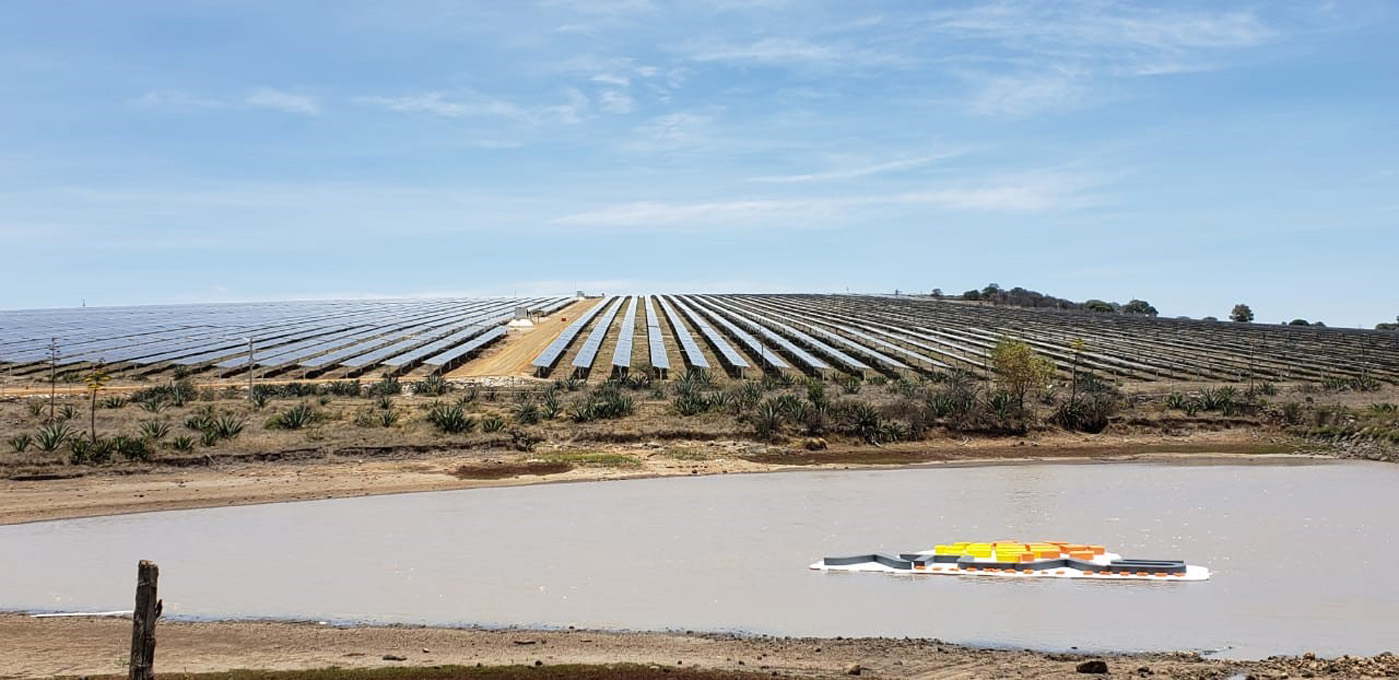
0,430,1312,526
4,614,1396,680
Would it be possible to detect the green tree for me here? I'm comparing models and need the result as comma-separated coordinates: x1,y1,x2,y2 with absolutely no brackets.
991,338,1056,414
84,363,110,442
1123,299,1158,316
1084,299,1115,313
1230,304,1254,323
1288,319,1310,326
1376,316,1399,331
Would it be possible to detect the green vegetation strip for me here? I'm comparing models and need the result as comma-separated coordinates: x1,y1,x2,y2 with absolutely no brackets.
73,665,771,680
537,452,643,468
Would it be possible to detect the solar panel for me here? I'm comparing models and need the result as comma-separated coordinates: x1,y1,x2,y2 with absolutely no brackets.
665,296,749,370
610,296,639,370
532,296,615,371
572,296,625,370
643,296,671,371
677,296,789,370
656,296,707,369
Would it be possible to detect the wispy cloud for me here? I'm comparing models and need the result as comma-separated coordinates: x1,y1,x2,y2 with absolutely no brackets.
965,67,1086,117
551,171,1098,229
130,88,320,115
748,154,960,183
921,3,1279,117
128,90,223,112
356,89,590,125
627,112,712,151
682,37,901,68
244,88,320,115
597,90,636,114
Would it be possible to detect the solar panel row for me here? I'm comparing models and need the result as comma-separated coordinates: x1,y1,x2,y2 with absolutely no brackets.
664,296,749,370
656,296,708,370
572,296,625,371
610,296,639,370
532,296,614,372
643,296,671,372
677,296,789,370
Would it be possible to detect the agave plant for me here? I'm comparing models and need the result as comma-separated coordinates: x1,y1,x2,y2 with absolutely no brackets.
25,399,45,417
8,433,33,453
412,376,452,397
513,402,541,425
749,401,786,440
57,404,80,421
35,422,73,452
139,397,166,413
569,401,598,423
211,415,246,440
113,435,152,462
541,390,563,419
139,421,171,441
375,394,395,411
101,395,129,409
377,410,400,428
426,403,475,434
200,429,221,447
265,403,317,431
844,402,883,443
169,435,195,452
481,415,507,433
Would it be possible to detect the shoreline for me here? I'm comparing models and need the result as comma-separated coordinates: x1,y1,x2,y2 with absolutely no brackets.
0,431,1312,526
3,613,1393,679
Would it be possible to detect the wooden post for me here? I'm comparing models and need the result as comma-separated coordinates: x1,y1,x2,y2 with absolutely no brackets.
129,560,160,680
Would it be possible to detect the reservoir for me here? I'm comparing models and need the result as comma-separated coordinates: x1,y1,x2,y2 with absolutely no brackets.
3,458,1395,659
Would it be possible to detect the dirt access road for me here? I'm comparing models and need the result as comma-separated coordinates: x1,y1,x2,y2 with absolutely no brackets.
448,298,599,379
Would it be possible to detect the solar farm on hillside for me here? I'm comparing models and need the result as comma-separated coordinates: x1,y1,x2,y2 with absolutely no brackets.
3,295,1396,386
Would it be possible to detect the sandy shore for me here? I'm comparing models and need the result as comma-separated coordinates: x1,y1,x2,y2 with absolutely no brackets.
0,431,1304,526
11,612,1393,680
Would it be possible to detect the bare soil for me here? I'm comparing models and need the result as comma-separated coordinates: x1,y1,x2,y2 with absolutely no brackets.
5,613,1396,680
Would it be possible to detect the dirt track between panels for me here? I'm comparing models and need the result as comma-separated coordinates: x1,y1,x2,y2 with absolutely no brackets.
447,298,599,379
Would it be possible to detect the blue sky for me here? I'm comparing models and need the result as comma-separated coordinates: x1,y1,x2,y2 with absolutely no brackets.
1,1,1395,326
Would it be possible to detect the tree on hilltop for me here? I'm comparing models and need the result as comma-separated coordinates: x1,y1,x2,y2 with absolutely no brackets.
1123,299,1158,316
1230,304,1254,323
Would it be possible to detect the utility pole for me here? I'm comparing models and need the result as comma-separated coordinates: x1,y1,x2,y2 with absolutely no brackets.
47,338,59,422
246,337,255,400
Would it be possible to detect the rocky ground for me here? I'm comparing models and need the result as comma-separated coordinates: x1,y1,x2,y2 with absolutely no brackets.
7,614,1399,679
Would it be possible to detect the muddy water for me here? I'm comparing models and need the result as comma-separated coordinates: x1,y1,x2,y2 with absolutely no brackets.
3,458,1397,659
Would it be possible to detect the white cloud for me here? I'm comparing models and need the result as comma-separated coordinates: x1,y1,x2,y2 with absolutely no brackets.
357,89,589,125
628,112,711,150
245,88,320,115
550,198,843,229
966,67,1085,117
591,73,631,87
597,90,636,114
128,90,222,112
551,171,1098,229
748,154,960,183
683,37,899,68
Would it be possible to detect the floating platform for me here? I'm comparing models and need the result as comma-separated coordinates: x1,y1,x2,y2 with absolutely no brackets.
811,541,1210,581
